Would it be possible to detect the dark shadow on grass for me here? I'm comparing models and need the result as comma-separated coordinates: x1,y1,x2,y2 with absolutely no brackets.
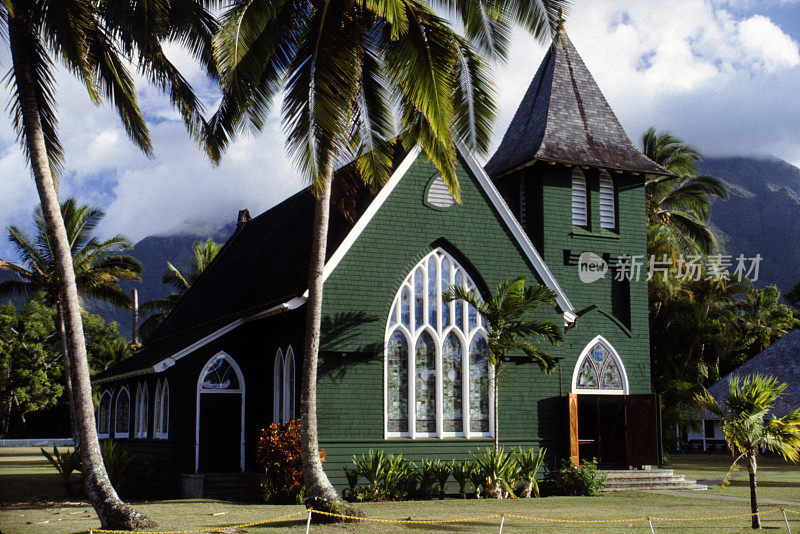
404,520,498,531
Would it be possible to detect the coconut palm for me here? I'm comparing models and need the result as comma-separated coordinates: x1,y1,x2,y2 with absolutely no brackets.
445,275,562,451
1,0,215,527
139,238,221,339
0,199,141,448
696,375,800,529
642,127,727,256
206,0,566,509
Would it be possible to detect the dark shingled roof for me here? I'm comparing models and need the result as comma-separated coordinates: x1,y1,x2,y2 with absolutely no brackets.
93,162,383,383
707,330,800,419
484,31,669,178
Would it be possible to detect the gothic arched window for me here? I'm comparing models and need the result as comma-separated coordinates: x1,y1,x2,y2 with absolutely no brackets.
572,336,628,394
385,248,492,438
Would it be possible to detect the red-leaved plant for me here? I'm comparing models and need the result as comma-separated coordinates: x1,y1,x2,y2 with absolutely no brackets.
255,420,325,504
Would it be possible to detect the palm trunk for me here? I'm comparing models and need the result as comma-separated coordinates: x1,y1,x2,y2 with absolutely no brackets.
747,453,761,529
300,171,345,510
57,303,80,450
9,16,154,530
493,365,499,452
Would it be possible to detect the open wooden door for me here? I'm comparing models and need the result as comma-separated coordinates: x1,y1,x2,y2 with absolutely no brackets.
568,393,579,465
625,394,658,467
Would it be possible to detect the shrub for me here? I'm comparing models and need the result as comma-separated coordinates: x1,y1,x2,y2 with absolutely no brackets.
514,447,546,497
470,447,518,499
348,450,418,501
450,460,471,499
467,460,485,498
99,440,139,496
542,458,606,496
430,460,451,499
255,420,324,504
40,446,81,491
418,459,438,500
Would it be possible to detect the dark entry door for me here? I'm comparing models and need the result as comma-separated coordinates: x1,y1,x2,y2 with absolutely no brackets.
199,394,241,473
625,394,658,467
575,395,627,467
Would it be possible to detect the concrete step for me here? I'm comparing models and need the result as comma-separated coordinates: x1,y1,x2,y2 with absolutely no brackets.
606,483,708,491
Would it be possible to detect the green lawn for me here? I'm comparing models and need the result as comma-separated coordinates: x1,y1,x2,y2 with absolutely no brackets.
1,448,798,534
668,453,800,503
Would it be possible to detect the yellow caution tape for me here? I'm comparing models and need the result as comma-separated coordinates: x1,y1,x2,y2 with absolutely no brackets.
68,505,800,532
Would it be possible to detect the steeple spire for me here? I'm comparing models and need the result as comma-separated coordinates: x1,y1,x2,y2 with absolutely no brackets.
484,31,670,178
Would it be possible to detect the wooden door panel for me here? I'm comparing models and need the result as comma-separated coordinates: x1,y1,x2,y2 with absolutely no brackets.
625,394,658,467
568,393,579,465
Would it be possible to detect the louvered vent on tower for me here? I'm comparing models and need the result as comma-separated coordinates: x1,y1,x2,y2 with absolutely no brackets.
427,176,456,208
599,172,616,229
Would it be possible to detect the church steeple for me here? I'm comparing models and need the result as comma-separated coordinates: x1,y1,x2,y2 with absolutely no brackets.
485,25,669,178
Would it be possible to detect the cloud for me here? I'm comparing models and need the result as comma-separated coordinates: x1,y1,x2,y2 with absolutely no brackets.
1,0,799,263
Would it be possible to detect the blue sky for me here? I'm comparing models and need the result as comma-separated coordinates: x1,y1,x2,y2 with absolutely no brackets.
1,0,800,262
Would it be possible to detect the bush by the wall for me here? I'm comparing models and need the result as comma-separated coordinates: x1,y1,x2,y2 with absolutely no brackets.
542,458,606,496
99,440,140,496
255,420,325,504
40,446,81,492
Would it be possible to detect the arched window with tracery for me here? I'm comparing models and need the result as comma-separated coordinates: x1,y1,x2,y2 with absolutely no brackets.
153,379,169,439
572,336,628,394
385,248,492,439
134,383,148,438
98,390,113,438
114,386,130,438
273,349,284,423
282,347,295,422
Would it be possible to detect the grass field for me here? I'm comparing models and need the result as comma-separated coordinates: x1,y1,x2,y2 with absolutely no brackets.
0,448,798,533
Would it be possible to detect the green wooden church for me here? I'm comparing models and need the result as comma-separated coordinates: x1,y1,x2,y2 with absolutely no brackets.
94,28,669,496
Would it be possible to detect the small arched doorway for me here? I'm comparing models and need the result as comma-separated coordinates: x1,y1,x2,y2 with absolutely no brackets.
195,352,245,473
569,336,629,466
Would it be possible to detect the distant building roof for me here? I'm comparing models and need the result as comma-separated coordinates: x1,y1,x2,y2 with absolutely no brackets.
707,330,800,419
484,30,669,178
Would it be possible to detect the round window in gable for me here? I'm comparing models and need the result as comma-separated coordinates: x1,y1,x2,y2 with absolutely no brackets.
426,175,457,208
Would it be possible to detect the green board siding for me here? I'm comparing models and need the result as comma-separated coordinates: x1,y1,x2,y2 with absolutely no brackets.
316,154,650,489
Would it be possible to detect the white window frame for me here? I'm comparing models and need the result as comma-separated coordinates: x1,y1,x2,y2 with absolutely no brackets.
98,389,113,438
384,248,494,440
134,383,148,439
195,351,245,473
599,171,616,230
571,168,588,227
153,378,169,439
273,348,284,424
570,335,629,395
114,386,131,438
282,346,295,422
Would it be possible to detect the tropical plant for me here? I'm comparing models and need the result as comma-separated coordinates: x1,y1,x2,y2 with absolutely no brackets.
41,446,82,491
343,466,359,501
206,0,566,509
98,339,134,372
0,199,141,445
352,449,389,499
445,275,562,450
642,127,727,256
543,458,605,497
98,440,140,497
470,447,518,499
0,0,215,524
430,459,451,499
382,454,417,501
695,375,800,529
514,447,546,497
418,459,439,500
139,238,221,339
450,459,471,499
255,420,325,504
466,460,485,498
0,301,63,434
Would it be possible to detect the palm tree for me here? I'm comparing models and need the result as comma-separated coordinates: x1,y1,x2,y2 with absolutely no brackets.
206,0,566,509
100,338,135,371
139,238,221,339
0,199,141,448
696,375,800,529
1,0,215,527
445,275,562,451
642,128,728,255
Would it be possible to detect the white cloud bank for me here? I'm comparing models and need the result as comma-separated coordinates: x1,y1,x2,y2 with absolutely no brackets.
1,0,799,260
